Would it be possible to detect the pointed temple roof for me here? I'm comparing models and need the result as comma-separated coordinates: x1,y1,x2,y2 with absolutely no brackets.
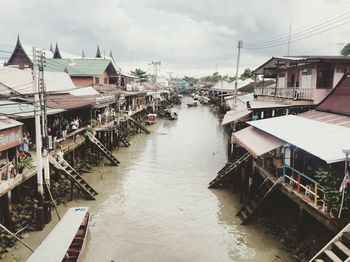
50,43,54,52
96,45,102,58
53,43,62,59
6,35,32,67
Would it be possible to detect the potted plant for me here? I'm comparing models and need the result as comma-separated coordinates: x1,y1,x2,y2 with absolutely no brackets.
18,156,35,171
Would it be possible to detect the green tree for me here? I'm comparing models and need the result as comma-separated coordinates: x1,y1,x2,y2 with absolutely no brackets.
200,72,224,84
341,43,350,56
315,167,350,214
240,68,253,80
130,68,149,82
183,76,198,87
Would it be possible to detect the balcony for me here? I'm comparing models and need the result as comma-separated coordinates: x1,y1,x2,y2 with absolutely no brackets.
254,159,342,232
254,87,314,100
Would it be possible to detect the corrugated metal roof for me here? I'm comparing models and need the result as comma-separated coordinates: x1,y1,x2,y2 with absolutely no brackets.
70,86,99,96
0,116,23,130
300,110,350,128
221,108,251,125
0,100,64,119
212,79,254,91
248,115,350,163
0,83,12,97
44,94,96,110
0,68,76,95
254,56,350,74
317,75,350,116
237,93,254,103
45,58,111,76
248,100,293,109
233,126,285,157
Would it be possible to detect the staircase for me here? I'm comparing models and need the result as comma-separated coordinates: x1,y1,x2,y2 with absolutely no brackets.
85,132,120,166
119,134,130,147
48,155,98,200
128,117,151,134
208,152,251,189
236,176,283,224
310,223,350,262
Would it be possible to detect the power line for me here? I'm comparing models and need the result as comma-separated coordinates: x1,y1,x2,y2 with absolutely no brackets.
244,21,350,49
245,11,350,47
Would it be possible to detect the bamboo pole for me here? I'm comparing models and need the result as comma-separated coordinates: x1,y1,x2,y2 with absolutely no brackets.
0,224,34,252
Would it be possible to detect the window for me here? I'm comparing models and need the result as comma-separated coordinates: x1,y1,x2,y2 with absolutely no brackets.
277,73,285,88
316,69,333,89
301,69,312,87
95,77,100,84
104,78,108,84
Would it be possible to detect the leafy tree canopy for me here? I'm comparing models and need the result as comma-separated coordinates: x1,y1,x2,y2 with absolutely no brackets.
130,68,149,82
182,76,198,87
341,43,350,56
240,68,253,80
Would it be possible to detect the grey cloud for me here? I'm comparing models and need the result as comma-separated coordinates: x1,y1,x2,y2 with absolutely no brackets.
0,0,349,77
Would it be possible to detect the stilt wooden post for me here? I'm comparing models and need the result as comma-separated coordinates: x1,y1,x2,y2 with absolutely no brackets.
297,206,305,241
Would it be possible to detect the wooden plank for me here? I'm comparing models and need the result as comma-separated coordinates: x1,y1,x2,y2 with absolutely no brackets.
324,250,342,262
334,241,350,257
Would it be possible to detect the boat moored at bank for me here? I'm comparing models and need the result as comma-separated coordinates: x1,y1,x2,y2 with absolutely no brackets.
27,207,90,262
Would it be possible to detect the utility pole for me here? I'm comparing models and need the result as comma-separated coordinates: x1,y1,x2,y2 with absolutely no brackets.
39,50,52,223
167,72,173,88
151,61,161,113
234,40,243,105
32,47,44,230
287,22,292,56
221,78,224,107
38,50,49,184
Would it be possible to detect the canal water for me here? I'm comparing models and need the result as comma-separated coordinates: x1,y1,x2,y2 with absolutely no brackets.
5,97,293,262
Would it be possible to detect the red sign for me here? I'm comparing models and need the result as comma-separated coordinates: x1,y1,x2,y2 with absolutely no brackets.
0,126,23,152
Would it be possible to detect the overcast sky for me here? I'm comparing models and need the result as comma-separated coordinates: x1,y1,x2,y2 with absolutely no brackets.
1,0,350,78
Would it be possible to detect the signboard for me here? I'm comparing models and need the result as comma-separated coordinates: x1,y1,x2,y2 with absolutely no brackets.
0,126,23,152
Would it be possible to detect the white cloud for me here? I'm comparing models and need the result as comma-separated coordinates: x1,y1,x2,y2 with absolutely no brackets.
0,0,349,77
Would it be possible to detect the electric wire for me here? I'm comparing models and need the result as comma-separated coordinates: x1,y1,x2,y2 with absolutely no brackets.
245,11,350,47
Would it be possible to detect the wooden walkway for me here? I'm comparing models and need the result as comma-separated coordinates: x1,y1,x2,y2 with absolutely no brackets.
310,223,350,261
254,163,342,233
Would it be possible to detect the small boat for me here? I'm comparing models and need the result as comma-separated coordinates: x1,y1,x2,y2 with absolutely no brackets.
27,207,90,262
200,96,210,104
146,113,157,125
164,108,178,120
187,101,199,107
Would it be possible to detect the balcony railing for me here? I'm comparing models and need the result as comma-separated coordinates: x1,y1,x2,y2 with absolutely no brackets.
283,164,325,208
254,87,314,100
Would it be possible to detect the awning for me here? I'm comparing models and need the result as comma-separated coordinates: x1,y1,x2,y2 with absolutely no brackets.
221,109,251,126
249,115,350,163
233,126,285,158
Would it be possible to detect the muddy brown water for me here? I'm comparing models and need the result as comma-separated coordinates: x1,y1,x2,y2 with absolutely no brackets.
5,97,293,262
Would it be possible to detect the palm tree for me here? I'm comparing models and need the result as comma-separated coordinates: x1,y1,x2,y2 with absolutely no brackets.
130,69,149,82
